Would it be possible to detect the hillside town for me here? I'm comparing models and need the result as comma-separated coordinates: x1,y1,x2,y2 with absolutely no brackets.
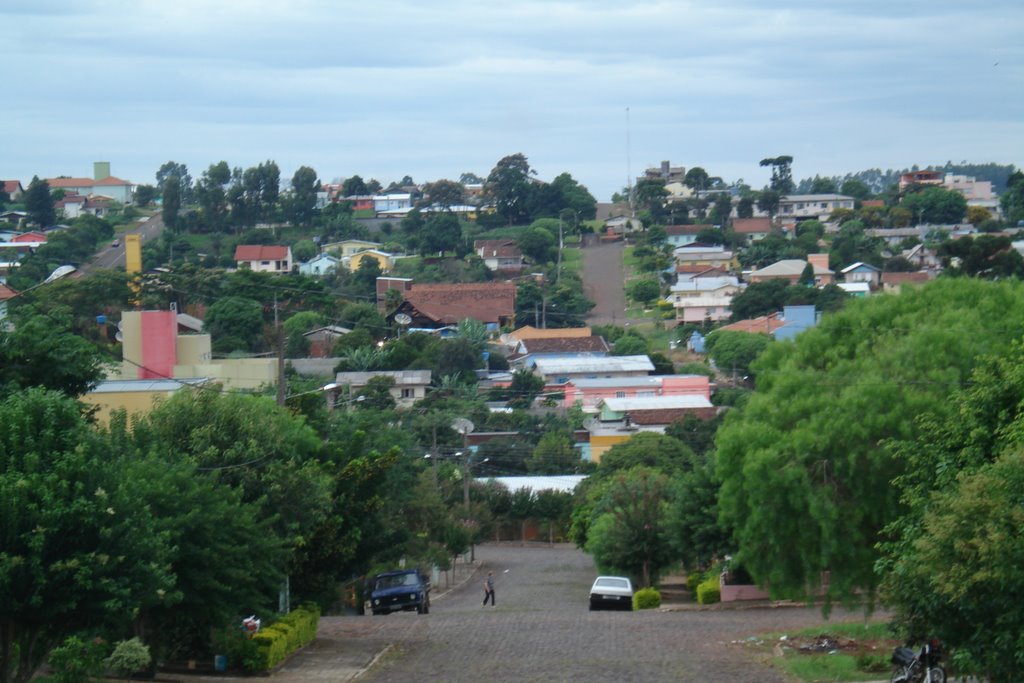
4,153,1024,682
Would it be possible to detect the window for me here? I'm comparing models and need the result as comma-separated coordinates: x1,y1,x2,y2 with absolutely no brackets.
401,388,414,399
261,261,270,266
615,391,626,398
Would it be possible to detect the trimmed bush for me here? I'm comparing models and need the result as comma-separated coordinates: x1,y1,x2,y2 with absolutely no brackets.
251,604,320,671
106,638,151,681
633,587,662,610
696,577,721,605
685,571,704,593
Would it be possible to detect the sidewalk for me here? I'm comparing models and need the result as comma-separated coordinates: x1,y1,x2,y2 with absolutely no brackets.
169,557,480,683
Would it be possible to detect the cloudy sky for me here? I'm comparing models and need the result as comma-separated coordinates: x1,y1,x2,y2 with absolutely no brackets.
4,0,1022,200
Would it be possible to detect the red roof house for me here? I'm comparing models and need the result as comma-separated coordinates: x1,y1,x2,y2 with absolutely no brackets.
233,245,293,273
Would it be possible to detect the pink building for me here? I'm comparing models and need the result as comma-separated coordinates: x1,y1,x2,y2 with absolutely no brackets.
562,374,711,412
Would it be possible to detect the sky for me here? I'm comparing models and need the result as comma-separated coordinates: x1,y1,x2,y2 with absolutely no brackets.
3,0,1023,201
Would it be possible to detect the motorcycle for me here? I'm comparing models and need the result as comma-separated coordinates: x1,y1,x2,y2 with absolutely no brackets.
889,639,945,683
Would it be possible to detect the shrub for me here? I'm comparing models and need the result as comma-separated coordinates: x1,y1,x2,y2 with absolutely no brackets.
213,626,262,673
696,577,721,605
633,587,662,610
251,604,320,671
106,638,151,681
49,636,108,683
685,571,705,593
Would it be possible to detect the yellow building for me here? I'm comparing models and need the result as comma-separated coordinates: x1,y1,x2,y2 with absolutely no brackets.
347,249,394,273
82,378,208,424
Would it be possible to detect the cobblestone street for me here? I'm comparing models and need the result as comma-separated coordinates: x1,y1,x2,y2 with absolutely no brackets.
342,543,870,683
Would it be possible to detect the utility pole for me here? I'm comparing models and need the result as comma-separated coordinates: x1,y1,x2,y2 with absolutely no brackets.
275,294,285,407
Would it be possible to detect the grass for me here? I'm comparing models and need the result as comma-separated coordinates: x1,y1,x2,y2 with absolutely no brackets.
560,247,582,275
748,621,897,683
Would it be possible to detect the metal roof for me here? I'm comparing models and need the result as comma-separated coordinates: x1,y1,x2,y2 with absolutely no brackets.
533,355,654,375
89,378,210,393
600,395,713,411
477,475,588,494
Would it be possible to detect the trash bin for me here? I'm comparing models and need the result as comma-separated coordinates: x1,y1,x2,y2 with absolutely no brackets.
214,655,227,671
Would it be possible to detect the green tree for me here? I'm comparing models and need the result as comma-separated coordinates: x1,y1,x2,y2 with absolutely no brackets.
586,467,675,587
0,309,107,398
901,186,967,224
704,330,770,377
291,239,318,263
1000,170,1024,224
840,178,871,200
161,174,181,231
203,296,264,352
283,310,326,357
155,161,192,204
612,334,648,356
683,167,710,192
341,175,367,197
486,153,535,225
0,390,172,683
599,432,695,477
421,179,464,209
728,280,790,320
736,196,754,219
24,176,55,228
879,343,1024,680
808,175,837,194
419,212,462,255
716,278,1024,606
196,161,232,232
529,432,580,474
516,226,556,263
759,156,794,193
355,375,398,410
627,279,661,308
533,489,574,544
288,166,320,226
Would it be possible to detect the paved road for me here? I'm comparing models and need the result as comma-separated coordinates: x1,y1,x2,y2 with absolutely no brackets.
581,241,628,326
326,544,869,683
83,212,164,272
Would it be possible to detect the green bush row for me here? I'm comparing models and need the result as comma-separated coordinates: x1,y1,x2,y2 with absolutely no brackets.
633,587,661,610
696,577,720,605
251,603,320,671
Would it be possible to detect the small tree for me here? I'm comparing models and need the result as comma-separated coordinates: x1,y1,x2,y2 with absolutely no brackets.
106,639,150,682
628,280,661,308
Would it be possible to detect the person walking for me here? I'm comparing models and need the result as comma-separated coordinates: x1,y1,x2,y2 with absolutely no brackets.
482,571,496,607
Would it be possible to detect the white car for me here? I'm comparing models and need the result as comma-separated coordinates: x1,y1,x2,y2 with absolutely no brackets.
589,576,634,611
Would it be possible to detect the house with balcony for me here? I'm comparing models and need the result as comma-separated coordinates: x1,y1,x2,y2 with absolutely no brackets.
777,194,855,223
332,370,432,407
669,274,742,323
899,170,944,192
234,245,293,273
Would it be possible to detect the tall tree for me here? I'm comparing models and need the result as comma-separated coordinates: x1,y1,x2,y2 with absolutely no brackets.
195,161,231,231
683,167,710,192
716,278,1024,606
586,467,675,587
155,161,193,203
759,156,795,194
486,153,534,225
341,175,368,197
23,176,55,228
288,166,320,226
901,185,968,224
421,179,464,210
419,212,462,255
161,174,181,231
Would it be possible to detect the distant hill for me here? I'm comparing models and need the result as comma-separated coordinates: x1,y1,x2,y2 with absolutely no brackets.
796,162,1017,195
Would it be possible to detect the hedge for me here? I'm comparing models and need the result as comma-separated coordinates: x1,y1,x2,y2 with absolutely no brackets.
633,587,661,610
696,577,720,605
251,603,320,671
686,571,704,593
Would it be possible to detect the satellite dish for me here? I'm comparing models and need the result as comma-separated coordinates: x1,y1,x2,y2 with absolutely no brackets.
115,331,123,342
451,418,475,435
395,312,412,326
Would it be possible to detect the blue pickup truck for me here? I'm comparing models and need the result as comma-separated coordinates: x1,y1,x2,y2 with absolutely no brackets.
369,569,431,615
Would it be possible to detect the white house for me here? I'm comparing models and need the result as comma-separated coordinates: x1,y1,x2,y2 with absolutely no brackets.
233,245,293,273
669,275,742,322
778,194,855,221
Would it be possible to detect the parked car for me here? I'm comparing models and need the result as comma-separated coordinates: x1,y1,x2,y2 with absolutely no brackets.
110,239,120,247
589,576,634,611
370,569,431,615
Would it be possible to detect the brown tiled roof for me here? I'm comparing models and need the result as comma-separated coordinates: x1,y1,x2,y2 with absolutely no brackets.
404,282,516,325
732,217,771,234
520,336,609,354
47,177,94,188
0,283,18,301
10,231,46,243
234,245,289,261
861,200,885,208
2,181,22,193
93,176,132,186
717,313,785,335
881,271,930,285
